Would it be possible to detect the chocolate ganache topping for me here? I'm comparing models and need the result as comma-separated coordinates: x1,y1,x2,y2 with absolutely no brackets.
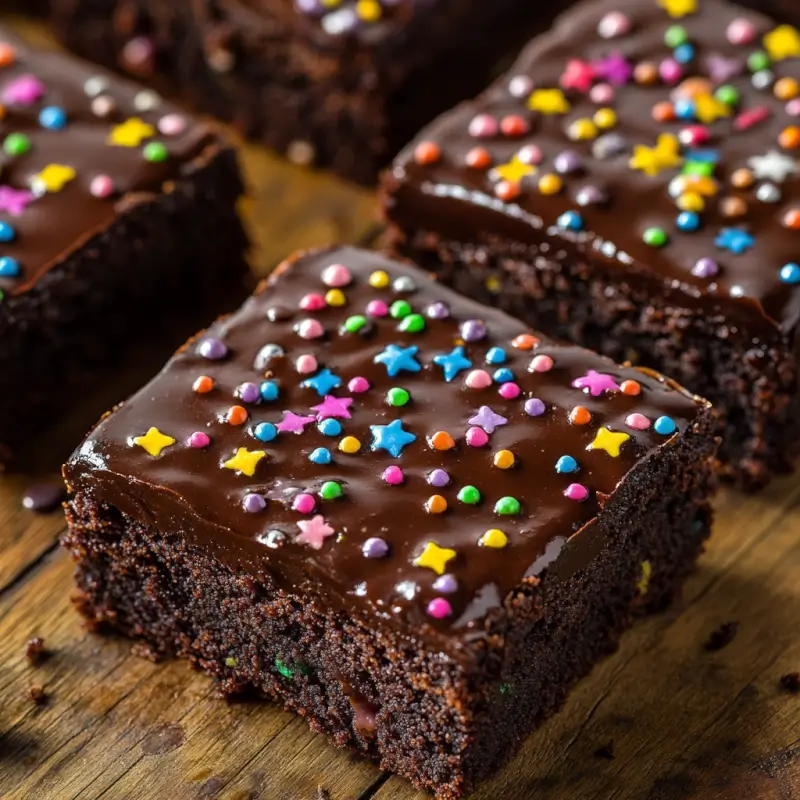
389,0,800,338
65,247,710,651
0,26,217,298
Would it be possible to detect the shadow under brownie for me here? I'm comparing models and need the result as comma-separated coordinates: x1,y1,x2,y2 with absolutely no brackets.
63,246,716,799
382,0,800,489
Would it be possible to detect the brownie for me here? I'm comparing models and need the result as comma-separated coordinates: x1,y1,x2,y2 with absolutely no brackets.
0,25,247,464
382,0,800,489
46,0,577,185
62,246,717,799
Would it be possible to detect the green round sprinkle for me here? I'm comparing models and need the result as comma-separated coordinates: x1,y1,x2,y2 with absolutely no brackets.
398,313,425,333
457,485,481,505
643,227,668,247
387,387,410,407
499,682,512,695
747,51,770,72
3,133,30,156
714,85,739,106
664,25,688,48
224,656,237,667
342,314,367,333
494,496,521,515
143,141,169,162
275,658,294,679
319,480,343,500
389,299,412,319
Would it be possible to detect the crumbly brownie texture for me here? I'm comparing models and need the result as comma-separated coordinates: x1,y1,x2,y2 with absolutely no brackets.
47,0,573,185
0,27,247,463
63,247,716,798
382,0,800,489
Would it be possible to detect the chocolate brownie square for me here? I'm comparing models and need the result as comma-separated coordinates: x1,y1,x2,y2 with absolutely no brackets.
382,0,800,489
0,24,247,464
63,246,716,798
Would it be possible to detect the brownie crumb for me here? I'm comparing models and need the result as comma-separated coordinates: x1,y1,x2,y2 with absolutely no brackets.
779,672,800,693
704,621,739,651
315,788,331,800
27,684,47,704
25,636,47,666
594,740,615,760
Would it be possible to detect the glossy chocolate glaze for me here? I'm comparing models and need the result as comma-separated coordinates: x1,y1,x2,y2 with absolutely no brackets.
388,0,800,341
65,247,710,652
0,26,217,297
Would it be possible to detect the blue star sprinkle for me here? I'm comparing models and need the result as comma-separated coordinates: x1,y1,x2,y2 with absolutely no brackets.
432,346,472,382
714,228,754,255
301,368,341,396
374,344,422,377
370,420,417,457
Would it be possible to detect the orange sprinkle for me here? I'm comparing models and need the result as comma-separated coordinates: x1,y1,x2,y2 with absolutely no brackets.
731,168,754,189
193,375,214,393
500,115,529,136
720,196,747,218
633,62,658,85
779,126,800,150
429,431,455,451
569,406,591,425
0,44,15,68
227,405,248,425
775,77,800,101
783,209,800,229
512,333,538,350
414,141,440,165
620,379,641,396
495,180,521,201
538,173,562,195
425,495,448,514
651,101,675,123
465,147,491,169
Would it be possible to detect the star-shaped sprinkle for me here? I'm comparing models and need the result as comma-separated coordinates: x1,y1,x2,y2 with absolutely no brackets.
31,164,75,194
223,447,266,476
658,0,697,17
528,88,570,114
748,150,798,182
592,52,633,85
468,406,508,434
705,54,742,84
2,74,45,105
414,541,456,575
764,25,800,61
491,156,536,184
629,134,682,177
433,346,472,381
296,515,336,550
560,59,595,93
715,228,754,255
572,370,620,396
370,419,417,457
694,93,731,124
312,395,353,420
301,368,342,395
373,344,421,377
276,411,317,434
132,427,175,457
109,117,156,147
0,186,34,216
586,427,630,458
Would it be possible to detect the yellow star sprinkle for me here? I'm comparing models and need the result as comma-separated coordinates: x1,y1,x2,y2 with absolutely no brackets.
414,541,456,575
527,88,570,115
586,427,631,458
629,133,683,177
491,156,536,184
31,164,75,193
694,93,731,124
479,529,509,549
658,0,697,18
223,447,266,476
764,25,800,61
132,427,176,457
109,117,156,147
636,560,653,595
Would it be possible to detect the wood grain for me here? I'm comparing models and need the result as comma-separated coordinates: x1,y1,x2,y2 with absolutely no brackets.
0,16,798,800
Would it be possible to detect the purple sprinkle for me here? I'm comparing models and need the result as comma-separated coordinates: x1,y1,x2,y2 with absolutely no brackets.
525,398,546,417
198,337,227,360
460,319,487,342
237,381,261,404
362,537,390,558
428,468,450,488
553,149,583,174
426,302,451,320
22,482,65,513
691,257,719,279
242,493,266,513
576,185,607,207
432,574,458,594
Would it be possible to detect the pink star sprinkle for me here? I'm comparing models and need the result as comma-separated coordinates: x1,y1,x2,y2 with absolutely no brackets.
312,395,353,420
276,411,316,434
560,59,595,93
2,74,45,105
0,186,35,216
296,515,335,550
572,370,620,397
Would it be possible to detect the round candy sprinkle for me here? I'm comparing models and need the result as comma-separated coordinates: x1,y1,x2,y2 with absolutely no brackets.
0,221,15,242
369,269,389,288
254,343,284,369
322,263,351,287
296,354,318,374
723,197,748,217
555,455,578,474
260,380,279,402
398,313,425,333
0,44,16,68
426,598,452,619
428,468,450,487
643,227,668,247
508,74,534,97
261,530,286,549
296,318,324,339
539,174,562,195
590,83,615,104
776,77,800,101
227,405,248,425
243,493,266,513
318,418,342,437
485,347,506,365
458,485,481,505
564,483,589,501
512,334,538,350
460,319,487,342
390,299,411,319
309,447,332,465
499,382,521,399
429,430,456,451
253,422,278,442
500,114,529,136
465,370,492,389
393,276,417,293
570,406,591,425
91,95,115,117
727,18,756,45
620,379,641,396
557,210,583,231
343,314,367,333
348,376,370,393
494,496,520,516
0,256,20,277
193,375,214,393
780,263,800,284
300,293,325,311
598,11,630,39
382,466,404,485
626,413,651,430
362,537,389,558
293,493,316,514
426,495,448,514
517,144,543,165
39,106,67,130
237,382,261,404
554,149,582,174
468,113,498,138
143,142,168,162
494,450,515,469
525,398,546,416
676,211,700,232
414,141,440,165
189,431,210,449
319,481,342,500
198,337,227,360
366,299,389,317
466,147,492,169
493,368,514,383
692,257,719,278
339,436,361,454
530,354,554,373
387,387,410,407
479,529,509,548
426,301,450,319
466,427,489,448
433,574,458,593
3,133,30,156
654,416,677,435
158,113,186,135
21,482,64,513
90,174,114,198
783,209,800,229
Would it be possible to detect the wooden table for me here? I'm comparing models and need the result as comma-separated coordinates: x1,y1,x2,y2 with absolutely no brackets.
1,17,799,800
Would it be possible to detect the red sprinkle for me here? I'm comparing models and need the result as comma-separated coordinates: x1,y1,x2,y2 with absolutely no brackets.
734,106,771,132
